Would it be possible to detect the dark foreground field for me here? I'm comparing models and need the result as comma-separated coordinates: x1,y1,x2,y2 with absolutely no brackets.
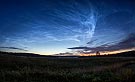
0,55,135,82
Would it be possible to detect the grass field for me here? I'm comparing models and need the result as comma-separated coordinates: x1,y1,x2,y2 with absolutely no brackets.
0,55,135,82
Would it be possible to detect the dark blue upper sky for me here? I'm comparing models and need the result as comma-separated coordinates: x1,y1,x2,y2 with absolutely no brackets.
0,0,135,55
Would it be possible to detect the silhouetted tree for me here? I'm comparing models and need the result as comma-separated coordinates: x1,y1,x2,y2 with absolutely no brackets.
96,51,100,56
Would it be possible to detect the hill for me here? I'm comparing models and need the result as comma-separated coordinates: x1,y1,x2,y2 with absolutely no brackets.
107,50,135,57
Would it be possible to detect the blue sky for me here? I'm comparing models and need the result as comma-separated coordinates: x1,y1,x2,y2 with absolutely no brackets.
0,0,135,55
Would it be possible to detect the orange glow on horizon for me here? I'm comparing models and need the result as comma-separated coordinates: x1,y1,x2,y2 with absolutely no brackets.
79,48,135,56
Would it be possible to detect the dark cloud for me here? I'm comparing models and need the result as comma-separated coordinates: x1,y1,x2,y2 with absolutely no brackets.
68,47,90,49
68,33,135,53
0,47,28,51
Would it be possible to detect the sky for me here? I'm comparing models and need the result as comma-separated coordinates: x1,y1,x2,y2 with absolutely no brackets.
0,0,135,55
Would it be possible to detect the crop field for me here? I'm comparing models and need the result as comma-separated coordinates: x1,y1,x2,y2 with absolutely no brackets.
0,55,135,82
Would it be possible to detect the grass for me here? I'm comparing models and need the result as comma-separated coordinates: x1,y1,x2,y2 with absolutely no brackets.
0,55,135,82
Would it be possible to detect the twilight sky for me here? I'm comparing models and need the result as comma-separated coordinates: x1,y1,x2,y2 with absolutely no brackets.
0,0,135,55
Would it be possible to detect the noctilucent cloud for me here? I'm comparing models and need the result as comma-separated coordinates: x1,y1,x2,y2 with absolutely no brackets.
0,0,135,55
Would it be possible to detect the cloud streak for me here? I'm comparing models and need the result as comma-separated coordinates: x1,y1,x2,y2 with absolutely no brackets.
0,47,28,51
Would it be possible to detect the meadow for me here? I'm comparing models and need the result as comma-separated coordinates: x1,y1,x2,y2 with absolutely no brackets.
0,55,135,82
